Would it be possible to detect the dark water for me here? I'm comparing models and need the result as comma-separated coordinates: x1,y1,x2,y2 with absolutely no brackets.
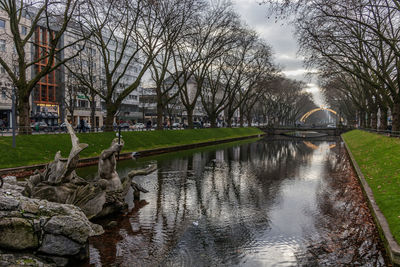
80,137,388,267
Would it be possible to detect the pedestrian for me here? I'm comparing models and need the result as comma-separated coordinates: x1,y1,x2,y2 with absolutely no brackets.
146,120,151,130
79,118,85,133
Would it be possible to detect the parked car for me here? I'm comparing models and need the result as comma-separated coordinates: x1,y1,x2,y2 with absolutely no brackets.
31,121,48,131
119,123,131,129
327,124,336,128
135,123,145,129
193,121,202,128
172,122,181,128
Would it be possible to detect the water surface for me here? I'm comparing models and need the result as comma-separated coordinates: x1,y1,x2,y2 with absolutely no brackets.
81,137,387,266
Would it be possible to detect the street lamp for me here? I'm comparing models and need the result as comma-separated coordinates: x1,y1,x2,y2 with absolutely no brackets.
11,85,16,147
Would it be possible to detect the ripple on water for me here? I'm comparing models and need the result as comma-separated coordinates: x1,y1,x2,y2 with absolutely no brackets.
82,139,388,267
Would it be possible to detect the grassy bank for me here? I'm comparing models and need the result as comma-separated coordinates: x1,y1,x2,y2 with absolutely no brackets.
342,130,400,244
0,127,263,169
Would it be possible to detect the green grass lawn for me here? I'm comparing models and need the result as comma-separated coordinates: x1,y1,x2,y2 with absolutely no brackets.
0,127,263,169
342,130,400,244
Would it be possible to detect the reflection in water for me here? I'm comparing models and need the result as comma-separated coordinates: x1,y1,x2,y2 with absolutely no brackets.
82,138,387,267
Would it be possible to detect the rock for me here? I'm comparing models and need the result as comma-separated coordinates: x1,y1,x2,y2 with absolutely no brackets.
106,221,118,228
3,176,17,185
0,253,56,267
44,215,95,244
0,186,103,263
2,182,26,193
90,222,105,236
20,200,39,214
0,196,19,211
39,234,81,256
40,255,69,267
0,217,39,250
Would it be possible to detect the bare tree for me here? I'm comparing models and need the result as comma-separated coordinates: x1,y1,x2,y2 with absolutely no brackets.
145,0,204,130
0,0,88,134
68,0,172,131
171,1,240,128
263,0,400,130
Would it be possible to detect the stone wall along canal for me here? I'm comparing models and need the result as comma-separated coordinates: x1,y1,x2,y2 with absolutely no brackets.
80,137,388,266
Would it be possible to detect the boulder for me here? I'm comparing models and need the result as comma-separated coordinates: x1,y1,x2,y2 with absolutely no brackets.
39,234,81,256
0,196,19,211
0,253,56,267
44,215,97,244
0,180,103,265
0,217,39,250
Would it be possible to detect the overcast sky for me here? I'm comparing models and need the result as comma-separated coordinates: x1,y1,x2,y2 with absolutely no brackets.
232,0,325,106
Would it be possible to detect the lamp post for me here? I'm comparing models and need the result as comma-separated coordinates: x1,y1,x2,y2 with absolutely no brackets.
117,125,121,160
11,85,16,147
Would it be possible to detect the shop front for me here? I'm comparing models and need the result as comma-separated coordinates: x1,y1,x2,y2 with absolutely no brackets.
32,104,60,126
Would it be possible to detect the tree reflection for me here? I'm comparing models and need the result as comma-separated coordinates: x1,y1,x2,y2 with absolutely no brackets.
83,138,386,266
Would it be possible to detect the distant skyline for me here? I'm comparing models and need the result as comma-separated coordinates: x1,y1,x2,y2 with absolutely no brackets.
232,0,325,106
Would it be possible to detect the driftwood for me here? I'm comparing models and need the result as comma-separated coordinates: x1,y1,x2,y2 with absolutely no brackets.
23,120,156,218
24,120,127,219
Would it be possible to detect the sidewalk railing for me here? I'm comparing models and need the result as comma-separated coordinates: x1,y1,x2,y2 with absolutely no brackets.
361,128,400,138
0,125,157,136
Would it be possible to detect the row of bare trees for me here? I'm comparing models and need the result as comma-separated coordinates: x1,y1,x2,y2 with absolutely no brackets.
0,0,313,133
263,0,400,130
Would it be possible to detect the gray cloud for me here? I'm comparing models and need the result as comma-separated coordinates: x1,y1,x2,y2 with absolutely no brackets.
233,0,324,105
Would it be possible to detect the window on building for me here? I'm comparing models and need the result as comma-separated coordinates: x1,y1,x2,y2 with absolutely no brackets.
0,39,5,52
0,19,5,28
21,10,28,18
78,99,88,108
21,26,27,35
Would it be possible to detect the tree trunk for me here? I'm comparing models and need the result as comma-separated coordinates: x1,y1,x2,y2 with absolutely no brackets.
17,94,31,135
366,112,371,128
156,100,163,130
90,100,96,131
392,101,400,132
227,113,233,128
209,113,217,128
246,113,251,127
104,104,117,132
379,107,388,130
186,107,194,129
359,110,365,128
370,110,378,130
239,116,244,127
70,110,74,125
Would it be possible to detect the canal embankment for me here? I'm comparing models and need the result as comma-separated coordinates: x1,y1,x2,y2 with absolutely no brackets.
343,130,400,265
0,127,263,177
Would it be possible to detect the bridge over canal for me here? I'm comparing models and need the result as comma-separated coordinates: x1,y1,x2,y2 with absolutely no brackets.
258,126,351,136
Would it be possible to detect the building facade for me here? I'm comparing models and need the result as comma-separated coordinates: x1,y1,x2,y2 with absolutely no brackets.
0,9,31,128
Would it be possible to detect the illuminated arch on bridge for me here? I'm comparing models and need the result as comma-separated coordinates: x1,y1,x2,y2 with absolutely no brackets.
300,107,343,123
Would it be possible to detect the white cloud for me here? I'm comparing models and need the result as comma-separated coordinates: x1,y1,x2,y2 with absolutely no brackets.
231,0,326,106
282,69,308,77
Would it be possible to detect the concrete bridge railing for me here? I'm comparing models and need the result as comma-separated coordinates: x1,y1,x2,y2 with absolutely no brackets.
258,127,351,136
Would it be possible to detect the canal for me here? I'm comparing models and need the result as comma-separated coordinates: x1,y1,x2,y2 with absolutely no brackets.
80,137,388,266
